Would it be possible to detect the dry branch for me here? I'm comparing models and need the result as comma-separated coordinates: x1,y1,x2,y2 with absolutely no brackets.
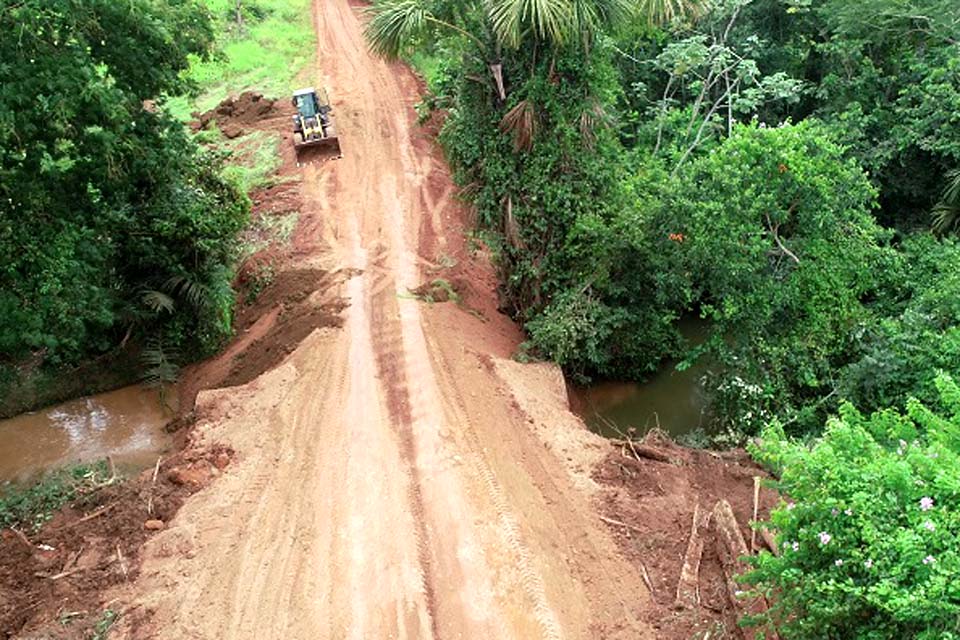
713,500,779,640
675,504,713,609
599,515,643,534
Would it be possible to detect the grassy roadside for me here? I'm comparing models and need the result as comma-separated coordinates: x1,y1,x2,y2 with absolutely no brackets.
166,0,315,120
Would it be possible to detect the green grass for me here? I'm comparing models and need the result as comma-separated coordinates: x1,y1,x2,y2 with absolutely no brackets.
0,461,112,532
221,129,285,192
166,0,315,121
90,610,119,640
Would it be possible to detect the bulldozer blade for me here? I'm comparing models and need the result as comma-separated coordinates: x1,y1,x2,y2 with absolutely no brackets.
295,137,342,167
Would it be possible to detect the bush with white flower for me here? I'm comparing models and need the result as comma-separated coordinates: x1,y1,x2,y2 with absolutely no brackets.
741,373,960,639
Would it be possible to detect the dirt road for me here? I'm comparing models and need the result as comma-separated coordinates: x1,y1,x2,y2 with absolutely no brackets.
117,1,653,637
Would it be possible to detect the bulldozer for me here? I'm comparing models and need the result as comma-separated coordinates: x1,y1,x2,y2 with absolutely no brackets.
292,87,342,164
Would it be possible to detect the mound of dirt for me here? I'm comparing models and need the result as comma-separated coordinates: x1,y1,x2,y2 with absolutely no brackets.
0,446,232,638
594,432,780,639
194,91,279,138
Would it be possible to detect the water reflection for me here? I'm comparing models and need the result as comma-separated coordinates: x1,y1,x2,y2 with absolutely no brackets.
0,386,176,485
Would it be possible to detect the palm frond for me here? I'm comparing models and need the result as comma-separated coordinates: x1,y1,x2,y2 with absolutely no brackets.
570,0,636,34
500,99,538,152
364,0,429,60
579,99,612,149
637,0,710,26
141,290,176,314
164,275,210,312
487,0,571,48
140,336,180,387
932,169,960,236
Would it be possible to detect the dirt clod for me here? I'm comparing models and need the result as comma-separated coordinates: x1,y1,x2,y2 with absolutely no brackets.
143,520,165,531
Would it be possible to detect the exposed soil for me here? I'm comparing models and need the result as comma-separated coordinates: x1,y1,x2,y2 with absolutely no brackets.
0,445,232,638
593,433,779,639
193,91,280,138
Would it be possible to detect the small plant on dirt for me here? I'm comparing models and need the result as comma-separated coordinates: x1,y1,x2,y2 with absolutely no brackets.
411,279,461,305
0,461,112,532
245,263,276,305
741,374,960,639
89,609,118,640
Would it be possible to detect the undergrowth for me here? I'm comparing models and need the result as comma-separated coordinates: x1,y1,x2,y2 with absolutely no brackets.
222,130,285,192
0,461,112,532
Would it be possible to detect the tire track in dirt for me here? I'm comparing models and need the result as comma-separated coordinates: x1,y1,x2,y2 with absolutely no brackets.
367,246,441,639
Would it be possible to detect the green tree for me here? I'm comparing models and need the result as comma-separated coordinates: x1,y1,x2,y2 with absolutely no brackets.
636,121,889,434
0,0,248,377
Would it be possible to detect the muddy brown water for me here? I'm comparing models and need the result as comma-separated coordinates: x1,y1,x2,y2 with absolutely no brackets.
0,386,176,485
571,320,713,440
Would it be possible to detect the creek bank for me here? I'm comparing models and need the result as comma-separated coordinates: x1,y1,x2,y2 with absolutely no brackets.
592,432,780,639
0,93,338,638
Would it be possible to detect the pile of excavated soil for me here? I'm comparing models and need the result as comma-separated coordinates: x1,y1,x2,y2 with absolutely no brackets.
593,433,780,639
0,446,232,638
194,91,280,138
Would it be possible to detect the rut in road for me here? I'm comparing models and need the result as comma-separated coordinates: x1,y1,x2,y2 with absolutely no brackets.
118,1,655,638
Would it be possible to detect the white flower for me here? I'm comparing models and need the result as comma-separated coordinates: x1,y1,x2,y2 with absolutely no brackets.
923,520,936,532
920,497,934,511
844,509,853,516
923,555,936,565
792,542,799,552
864,559,873,569
818,531,832,545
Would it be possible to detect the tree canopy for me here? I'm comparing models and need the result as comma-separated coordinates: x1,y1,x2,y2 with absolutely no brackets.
0,0,248,384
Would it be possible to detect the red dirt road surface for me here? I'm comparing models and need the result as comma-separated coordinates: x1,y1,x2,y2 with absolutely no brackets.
112,1,655,638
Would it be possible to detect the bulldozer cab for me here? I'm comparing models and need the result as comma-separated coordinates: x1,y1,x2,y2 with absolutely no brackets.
292,87,341,165
293,88,329,119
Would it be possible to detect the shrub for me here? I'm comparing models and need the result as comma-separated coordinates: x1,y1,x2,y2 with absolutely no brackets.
744,374,960,639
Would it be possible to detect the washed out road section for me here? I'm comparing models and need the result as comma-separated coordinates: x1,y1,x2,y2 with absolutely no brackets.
116,1,653,637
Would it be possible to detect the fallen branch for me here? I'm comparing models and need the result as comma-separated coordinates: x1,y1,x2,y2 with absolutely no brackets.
35,565,87,581
611,439,677,464
599,515,644,534
10,527,34,549
675,504,713,609
759,527,780,556
751,476,761,553
639,560,655,597
56,502,116,531
116,544,128,580
713,500,779,640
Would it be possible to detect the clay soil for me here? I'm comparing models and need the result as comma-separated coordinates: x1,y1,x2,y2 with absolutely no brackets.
593,434,780,639
2,1,782,638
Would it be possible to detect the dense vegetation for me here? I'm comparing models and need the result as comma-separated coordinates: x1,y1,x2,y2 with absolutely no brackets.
746,375,960,639
367,0,960,634
0,0,250,407
368,0,960,434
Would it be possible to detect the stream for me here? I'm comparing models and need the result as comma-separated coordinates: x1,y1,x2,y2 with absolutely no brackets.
0,386,176,486
570,320,713,440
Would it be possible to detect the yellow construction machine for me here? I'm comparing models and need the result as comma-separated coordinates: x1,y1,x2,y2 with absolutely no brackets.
292,87,342,164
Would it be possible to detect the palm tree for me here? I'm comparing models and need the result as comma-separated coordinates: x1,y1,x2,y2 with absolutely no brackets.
933,169,960,236
365,0,707,61
365,0,707,145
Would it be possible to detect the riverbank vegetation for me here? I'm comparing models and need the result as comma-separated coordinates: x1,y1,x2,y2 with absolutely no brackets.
366,0,960,634
0,0,311,416
0,0,250,413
